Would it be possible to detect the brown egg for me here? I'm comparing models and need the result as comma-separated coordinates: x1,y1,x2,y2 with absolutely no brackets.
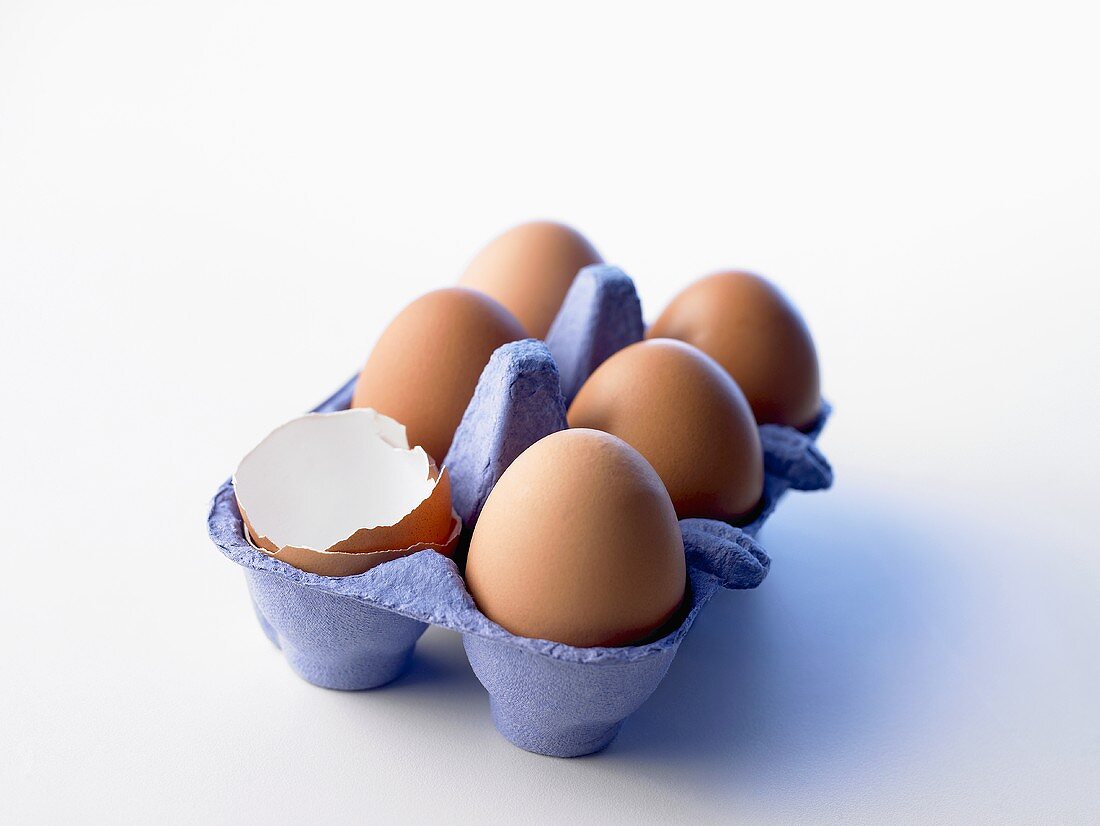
458,221,603,338
568,339,764,522
352,288,525,462
465,428,686,647
647,272,821,430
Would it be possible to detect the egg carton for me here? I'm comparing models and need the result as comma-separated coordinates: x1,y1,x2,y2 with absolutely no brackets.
206,266,832,757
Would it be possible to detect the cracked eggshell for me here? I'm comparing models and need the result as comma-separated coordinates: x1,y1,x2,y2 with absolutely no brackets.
647,271,821,430
465,428,687,648
567,338,764,523
458,221,603,339
232,408,460,577
352,288,526,463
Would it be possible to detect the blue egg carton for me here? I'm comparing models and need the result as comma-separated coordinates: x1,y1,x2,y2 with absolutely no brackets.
206,266,832,757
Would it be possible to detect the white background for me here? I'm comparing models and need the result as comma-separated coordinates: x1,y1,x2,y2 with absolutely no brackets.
2,2,1098,823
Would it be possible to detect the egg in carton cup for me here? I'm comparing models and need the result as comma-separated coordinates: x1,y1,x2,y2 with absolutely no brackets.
207,264,832,757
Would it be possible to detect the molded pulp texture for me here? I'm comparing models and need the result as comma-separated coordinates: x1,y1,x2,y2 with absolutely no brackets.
207,266,832,757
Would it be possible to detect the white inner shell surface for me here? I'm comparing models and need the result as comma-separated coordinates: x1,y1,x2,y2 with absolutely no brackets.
232,408,439,551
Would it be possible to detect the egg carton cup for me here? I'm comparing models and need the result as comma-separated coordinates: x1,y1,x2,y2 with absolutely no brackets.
207,265,832,757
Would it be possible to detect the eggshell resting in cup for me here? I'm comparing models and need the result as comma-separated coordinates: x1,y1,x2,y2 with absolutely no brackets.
207,265,832,756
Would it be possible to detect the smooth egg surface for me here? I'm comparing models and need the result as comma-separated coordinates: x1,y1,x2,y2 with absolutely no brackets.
568,339,764,522
351,287,525,462
465,428,686,648
647,271,821,430
458,221,602,339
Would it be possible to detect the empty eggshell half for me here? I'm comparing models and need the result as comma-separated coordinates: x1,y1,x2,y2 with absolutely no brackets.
233,408,460,576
